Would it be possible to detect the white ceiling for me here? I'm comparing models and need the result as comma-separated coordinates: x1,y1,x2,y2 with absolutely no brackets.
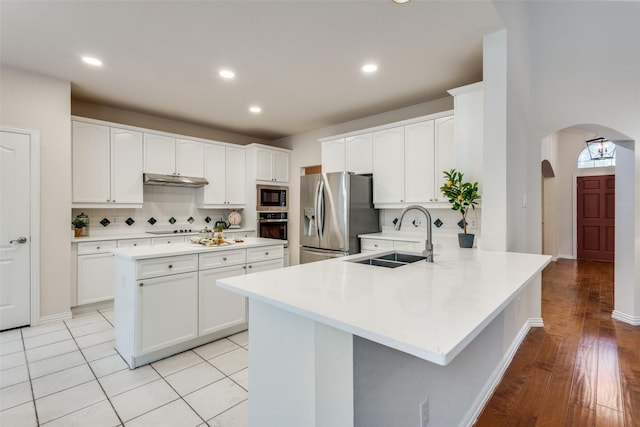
0,0,503,140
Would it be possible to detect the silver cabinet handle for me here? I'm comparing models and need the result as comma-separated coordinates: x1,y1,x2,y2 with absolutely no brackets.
222,257,227,261
96,246,101,250
9,237,27,244
265,252,269,256
168,264,173,269
139,282,144,287
248,265,252,269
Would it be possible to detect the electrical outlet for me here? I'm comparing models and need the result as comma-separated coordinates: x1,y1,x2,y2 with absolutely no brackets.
420,397,429,427
112,217,118,224
470,219,477,229
412,217,422,227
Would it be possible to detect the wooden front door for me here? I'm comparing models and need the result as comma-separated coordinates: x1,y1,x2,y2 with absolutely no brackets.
577,175,615,262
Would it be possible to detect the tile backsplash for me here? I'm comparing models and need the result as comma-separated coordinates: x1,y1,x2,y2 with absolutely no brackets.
72,186,244,236
379,207,481,238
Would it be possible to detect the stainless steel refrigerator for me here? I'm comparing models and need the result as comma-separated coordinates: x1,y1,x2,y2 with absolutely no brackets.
300,172,379,264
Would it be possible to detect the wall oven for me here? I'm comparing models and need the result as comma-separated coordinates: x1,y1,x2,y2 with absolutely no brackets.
257,184,288,211
257,212,288,244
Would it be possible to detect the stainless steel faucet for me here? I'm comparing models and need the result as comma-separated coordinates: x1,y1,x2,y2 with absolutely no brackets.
395,205,434,262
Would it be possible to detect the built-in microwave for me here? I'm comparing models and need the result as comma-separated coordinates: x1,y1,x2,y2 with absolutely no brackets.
257,184,288,211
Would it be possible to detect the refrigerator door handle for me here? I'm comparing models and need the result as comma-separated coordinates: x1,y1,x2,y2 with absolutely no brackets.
317,180,325,242
314,180,321,241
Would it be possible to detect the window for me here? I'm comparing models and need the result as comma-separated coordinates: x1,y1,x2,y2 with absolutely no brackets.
577,146,616,169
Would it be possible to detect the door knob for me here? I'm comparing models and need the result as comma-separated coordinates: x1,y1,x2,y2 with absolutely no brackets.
9,237,27,244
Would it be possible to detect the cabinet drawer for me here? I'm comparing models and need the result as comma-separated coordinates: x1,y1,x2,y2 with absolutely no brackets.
246,245,284,263
136,254,198,280
199,249,246,270
118,238,151,248
360,239,393,252
393,240,423,252
151,236,186,245
77,240,117,255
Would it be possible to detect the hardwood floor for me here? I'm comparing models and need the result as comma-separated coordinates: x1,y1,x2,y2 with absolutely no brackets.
474,259,640,427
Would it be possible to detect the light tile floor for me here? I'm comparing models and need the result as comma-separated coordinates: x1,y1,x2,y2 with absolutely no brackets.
0,309,249,426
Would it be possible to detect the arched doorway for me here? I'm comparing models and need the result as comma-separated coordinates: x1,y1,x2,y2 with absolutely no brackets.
540,123,635,323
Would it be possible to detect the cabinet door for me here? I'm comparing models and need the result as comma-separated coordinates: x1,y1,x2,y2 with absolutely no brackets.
226,146,246,205
144,134,175,174
255,149,273,181
346,133,372,174
176,139,204,177
202,144,226,205
72,121,110,203
198,265,246,336
77,252,114,305
136,272,198,355
372,127,405,204
405,120,435,203
322,139,345,173
150,236,186,245
110,128,143,204
272,151,289,183
434,116,455,201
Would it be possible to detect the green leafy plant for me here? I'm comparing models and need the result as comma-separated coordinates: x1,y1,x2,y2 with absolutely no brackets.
71,218,85,229
440,169,480,235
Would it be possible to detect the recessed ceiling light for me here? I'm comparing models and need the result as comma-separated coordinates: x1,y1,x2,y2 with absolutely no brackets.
219,69,235,79
362,63,378,73
82,56,102,66
391,0,412,4
249,106,262,114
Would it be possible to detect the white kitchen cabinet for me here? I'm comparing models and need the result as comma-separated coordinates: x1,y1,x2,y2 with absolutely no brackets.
144,134,204,177
136,271,198,355
433,115,456,200
255,148,289,183
199,264,246,336
76,240,117,305
226,230,256,240
372,126,405,204
346,133,373,174
72,121,143,207
405,120,436,203
247,258,283,274
246,244,285,264
117,238,151,248
321,138,345,173
197,144,245,208
360,237,423,254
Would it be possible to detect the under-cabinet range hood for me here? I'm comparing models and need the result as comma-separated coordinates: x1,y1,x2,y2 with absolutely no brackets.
143,173,208,187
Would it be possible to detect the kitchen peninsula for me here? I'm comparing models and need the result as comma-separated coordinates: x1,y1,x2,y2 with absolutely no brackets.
218,247,551,427
111,237,284,369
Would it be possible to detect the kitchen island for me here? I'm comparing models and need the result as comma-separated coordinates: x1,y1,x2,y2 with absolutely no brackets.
218,247,551,427
112,237,284,369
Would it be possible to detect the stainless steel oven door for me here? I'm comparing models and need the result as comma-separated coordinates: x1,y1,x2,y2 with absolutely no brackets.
257,219,288,242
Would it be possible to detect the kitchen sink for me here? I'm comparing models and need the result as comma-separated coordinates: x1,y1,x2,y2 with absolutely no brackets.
348,251,427,269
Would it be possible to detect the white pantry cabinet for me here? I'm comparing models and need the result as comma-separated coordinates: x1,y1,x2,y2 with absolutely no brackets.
255,147,289,183
197,144,245,207
144,134,204,177
72,121,143,207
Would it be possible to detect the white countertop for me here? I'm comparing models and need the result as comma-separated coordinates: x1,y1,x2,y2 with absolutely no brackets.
112,237,283,260
71,228,255,243
218,247,551,366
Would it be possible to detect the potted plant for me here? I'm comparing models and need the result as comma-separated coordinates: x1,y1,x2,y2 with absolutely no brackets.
440,168,480,248
71,218,85,237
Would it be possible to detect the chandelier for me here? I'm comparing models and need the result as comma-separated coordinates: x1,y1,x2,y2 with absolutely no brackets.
585,137,615,160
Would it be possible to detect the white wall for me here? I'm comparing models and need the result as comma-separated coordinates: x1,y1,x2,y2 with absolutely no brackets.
274,97,454,265
491,0,640,321
0,66,71,320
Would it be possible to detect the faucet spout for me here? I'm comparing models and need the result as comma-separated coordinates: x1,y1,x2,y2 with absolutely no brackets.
394,205,434,262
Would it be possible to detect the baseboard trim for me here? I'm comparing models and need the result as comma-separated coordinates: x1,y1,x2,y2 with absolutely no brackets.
39,311,72,325
612,310,640,326
462,317,542,427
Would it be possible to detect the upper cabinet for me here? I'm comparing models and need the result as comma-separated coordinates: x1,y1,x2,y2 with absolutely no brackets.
320,133,372,175
72,121,143,208
249,145,290,183
372,127,405,204
197,144,245,208
144,134,204,177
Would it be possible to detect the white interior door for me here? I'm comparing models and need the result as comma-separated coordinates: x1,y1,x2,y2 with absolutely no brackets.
0,128,33,330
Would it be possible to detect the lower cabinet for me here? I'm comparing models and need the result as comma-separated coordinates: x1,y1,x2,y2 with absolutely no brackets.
137,272,198,355
199,265,246,336
360,237,423,254
76,240,117,305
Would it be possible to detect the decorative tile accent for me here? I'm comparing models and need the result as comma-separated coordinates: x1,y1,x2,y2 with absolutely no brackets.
204,216,212,224
99,218,110,227
187,217,195,224
392,218,398,226
434,218,443,228
148,217,157,225
457,219,466,229
169,217,177,225
125,218,135,226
